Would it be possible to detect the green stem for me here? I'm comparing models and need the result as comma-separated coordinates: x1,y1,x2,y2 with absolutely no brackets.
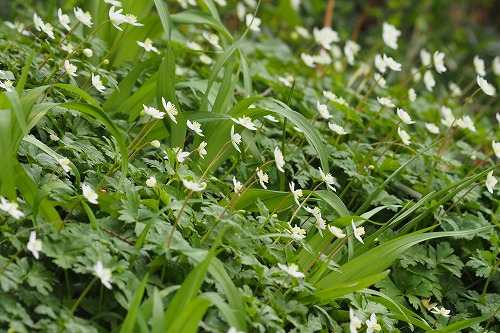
59,277,98,333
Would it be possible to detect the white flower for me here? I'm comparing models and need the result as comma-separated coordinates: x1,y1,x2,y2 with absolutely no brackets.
486,171,497,194
186,120,204,136
289,182,303,206
82,184,98,204
382,22,401,50
105,0,123,6
313,49,332,65
245,13,261,32
431,306,451,317
288,223,306,240
125,14,143,27
61,43,74,53
174,147,189,162
344,40,360,65
408,88,417,102
203,32,222,49
150,140,160,148
42,23,55,39
278,263,305,279
374,54,387,73
143,105,164,119
492,140,500,158
58,157,71,172
493,56,500,76
449,82,462,96
349,308,362,333
0,197,25,220
137,38,160,53
0,80,14,92
462,115,476,132
64,60,78,77
397,127,411,145
425,123,440,134
477,76,496,96
317,100,332,119
328,122,348,135
58,8,71,30
92,73,105,93
199,54,213,65
83,48,93,57
352,220,365,244
161,97,178,123
233,177,243,195
231,125,242,153
198,141,207,158
383,54,402,71
109,6,126,30
412,67,422,82
231,116,257,131
146,176,157,187
33,13,44,31
295,26,310,38
420,49,431,66
274,146,285,172
257,169,268,189
301,53,316,68
423,70,435,92
319,167,336,191
433,51,446,74
4,21,30,36
182,179,207,192
497,113,500,126
313,26,339,50
473,55,486,76
187,41,203,51
328,225,346,238
374,73,386,88
397,108,415,124
74,7,93,27
214,0,227,6
377,96,395,108
278,75,294,87
264,115,279,122
94,261,113,289
366,313,382,333
27,231,43,259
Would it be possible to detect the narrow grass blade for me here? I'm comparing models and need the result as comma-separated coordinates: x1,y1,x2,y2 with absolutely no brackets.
119,273,150,333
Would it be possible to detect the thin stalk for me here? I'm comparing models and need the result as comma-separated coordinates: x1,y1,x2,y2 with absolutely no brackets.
59,277,98,333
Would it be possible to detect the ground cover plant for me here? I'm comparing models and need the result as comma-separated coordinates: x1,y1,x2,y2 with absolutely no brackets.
0,0,499,332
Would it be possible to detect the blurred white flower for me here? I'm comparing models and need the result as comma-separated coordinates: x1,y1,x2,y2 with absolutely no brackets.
462,115,476,132
82,184,98,204
182,179,207,192
109,7,126,30
137,38,160,53
198,141,207,159
486,171,497,194
383,54,401,71
289,182,303,206
104,0,123,6
374,54,387,73
288,223,306,240
317,100,332,119
425,123,440,134
278,75,294,87
366,313,382,333
344,40,360,65
146,176,157,187
257,169,268,189
58,157,71,172
233,177,243,195
125,14,143,27
329,122,348,135
33,13,44,31
493,56,500,76
0,196,24,220
398,127,411,145
61,43,74,53
301,53,316,68
161,97,178,123
477,76,496,96
0,80,14,92
295,26,310,38
349,308,363,333
433,51,446,74
278,263,305,279
313,26,339,50
94,261,113,289
83,48,93,57
492,140,500,158
92,73,105,93
187,41,203,50
151,140,161,148
64,60,78,77
173,147,189,162
274,146,285,172
473,55,486,76
199,54,213,65
203,32,222,50
408,88,417,102
377,96,395,108
27,231,42,259
313,49,332,65
423,70,435,91
231,116,257,131
328,225,346,238
382,22,401,49
431,306,451,317
143,105,164,119
449,81,462,96
245,13,261,32
58,8,71,30
420,49,431,66
187,120,204,136
231,125,242,153
374,73,386,88
74,7,93,27
352,220,365,244
397,108,415,124
42,23,55,39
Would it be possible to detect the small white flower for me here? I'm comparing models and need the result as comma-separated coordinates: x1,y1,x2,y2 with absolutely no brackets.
486,171,497,194
203,32,222,49
125,14,143,27
397,108,415,124
349,308,363,333
61,43,74,53
473,55,486,77
82,184,98,204
431,306,451,317
74,7,93,27
383,54,402,71
64,60,78,77
92,73,105,93
58,8,71,30
344,40,360,65
288,223,306,240
312,49,332,65
233,177,243,195
264,115,279,123
433,51,446,74
186,120,204,136
289,182,303,206
27,231,43,259
477,76,496,96
278,75,294,87
199,54,213,65
328,225,346,238
366,313,382,333
412,67,422,82
382,22,401,50
313,26,339,50
377,96,395,108
374,72,386,88
42,23,55,39
146,176,157,187
328,122,348,135
462,115,476,132
94,261,113,289
423,70,435,92
198,141,207,159
182,179,207,192
33,13,44,31
214,0,227,6
151,140,161,148
257,169,268,189
319,167,336,191
317,100,332,119
493,56,500,76
109,6,126,30
301,53,316,68
231,125,242,153
161,97,178,123
58,157,71,172
274,146,285,172
173,147,189,162
397,127,411,145
0,197,25,220
425,123,440,134
492,140,500,158
408,88,417,102
278,263,305,279
187,41,203,51
4,21,30,36
374,54,387,73
352,220,365,244
420,49,431,66
0,80,14,92
137,38,160,53
231,116,257,131
295,26,310,38
143,105,164,119
245,13,261,32
449,82,462,96
83,48,93,57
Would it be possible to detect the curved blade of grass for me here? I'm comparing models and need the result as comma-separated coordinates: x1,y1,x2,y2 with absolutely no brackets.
170,10,232,40
119,273,150,333
151,288,166,333
0,108,15,199
314,190,349,217
4,91,27,148
165,298,211,333
15,49,35,94
430,316,489,333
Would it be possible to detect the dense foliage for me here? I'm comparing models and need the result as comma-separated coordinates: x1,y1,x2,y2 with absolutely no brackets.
0,0,499,332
